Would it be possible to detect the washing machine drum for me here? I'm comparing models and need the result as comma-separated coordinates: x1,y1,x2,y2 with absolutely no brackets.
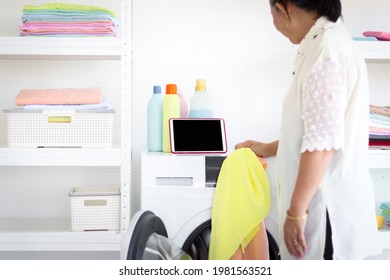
123,210,192,260
122,210,280,260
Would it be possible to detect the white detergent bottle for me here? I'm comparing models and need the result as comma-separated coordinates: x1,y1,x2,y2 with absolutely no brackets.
188,79,214,118
147,85,163,152
162,84,180,153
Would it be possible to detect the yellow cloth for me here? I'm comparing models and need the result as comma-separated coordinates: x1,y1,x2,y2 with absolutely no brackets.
208,148,271,260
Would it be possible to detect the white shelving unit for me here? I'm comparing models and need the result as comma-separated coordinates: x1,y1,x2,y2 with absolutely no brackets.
0,1,132,256
368,150,390,169
0,36,121,60
0,148,122,167
356,40,390,62
0,219,121,251
358,40,390,250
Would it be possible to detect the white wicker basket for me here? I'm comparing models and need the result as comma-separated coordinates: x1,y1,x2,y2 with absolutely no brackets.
4,109,114,148
69,187,120,231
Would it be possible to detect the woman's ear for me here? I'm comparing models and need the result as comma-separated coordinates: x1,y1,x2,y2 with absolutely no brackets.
274,2,290,22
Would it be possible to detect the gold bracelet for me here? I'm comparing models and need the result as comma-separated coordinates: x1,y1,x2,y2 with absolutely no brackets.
286,210,308,221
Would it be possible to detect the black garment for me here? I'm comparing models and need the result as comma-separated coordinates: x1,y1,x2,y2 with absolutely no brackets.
323,210,333,260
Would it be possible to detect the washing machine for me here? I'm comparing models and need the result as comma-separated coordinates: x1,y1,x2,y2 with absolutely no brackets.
121,152,280,260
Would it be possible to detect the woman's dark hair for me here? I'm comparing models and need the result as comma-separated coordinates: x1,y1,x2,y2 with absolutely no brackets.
270,0,342,22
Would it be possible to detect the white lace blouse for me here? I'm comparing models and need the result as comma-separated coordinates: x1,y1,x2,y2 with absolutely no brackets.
301,58,345,153
276,16,382,260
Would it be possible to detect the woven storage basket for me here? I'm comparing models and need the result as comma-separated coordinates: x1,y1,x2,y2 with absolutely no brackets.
4,109,114,148
69,187,120,231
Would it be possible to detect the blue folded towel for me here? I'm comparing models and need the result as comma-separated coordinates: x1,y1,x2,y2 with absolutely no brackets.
380,202,390,212
380,203,390,220
22,14,118,25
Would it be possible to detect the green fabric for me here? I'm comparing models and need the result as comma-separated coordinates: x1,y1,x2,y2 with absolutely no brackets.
23,3,115,16
208,148,271,260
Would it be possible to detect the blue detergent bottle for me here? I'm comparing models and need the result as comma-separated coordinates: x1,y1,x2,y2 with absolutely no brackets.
188,79,214,118
147,85,163,152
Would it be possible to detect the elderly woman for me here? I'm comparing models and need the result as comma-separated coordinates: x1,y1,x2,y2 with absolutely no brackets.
236,0,382,260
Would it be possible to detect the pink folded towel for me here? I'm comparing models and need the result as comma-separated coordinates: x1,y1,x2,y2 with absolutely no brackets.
20,22,116,36
370,126,390,135
16,87,103,105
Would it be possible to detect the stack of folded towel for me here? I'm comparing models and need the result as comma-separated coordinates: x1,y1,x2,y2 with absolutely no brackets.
15,87,111,110
369,105,390,150
20,3,118,37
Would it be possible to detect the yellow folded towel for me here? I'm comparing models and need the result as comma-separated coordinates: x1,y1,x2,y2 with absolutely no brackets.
209,148,271,260
23,3,116,16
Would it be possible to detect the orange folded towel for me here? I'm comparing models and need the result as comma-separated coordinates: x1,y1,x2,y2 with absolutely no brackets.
15,87,103,105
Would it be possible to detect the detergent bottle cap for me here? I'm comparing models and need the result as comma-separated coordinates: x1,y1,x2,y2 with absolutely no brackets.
153,85,161,94
166,84,177,94
195,79,206,91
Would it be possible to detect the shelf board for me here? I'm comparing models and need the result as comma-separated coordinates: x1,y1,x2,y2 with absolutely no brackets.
0,147,121,166
0,219,121,251
368,149,390,169
355,40,390,62
0,36,121,60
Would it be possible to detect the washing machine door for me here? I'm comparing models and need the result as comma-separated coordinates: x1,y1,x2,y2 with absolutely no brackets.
121,210,192,260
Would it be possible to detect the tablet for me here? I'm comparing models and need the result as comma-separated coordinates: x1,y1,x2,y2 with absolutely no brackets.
169,118,228,154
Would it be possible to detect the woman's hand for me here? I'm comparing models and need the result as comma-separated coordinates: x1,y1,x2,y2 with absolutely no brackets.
285,150,334,259
235,140,278,158
283,215,308,259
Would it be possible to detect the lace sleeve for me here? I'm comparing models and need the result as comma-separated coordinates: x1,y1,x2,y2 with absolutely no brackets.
300,59,345,153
